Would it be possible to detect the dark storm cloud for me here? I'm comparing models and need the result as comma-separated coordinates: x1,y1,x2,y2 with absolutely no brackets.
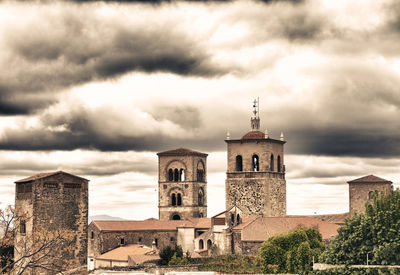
152,106,202,130
0,2,227,115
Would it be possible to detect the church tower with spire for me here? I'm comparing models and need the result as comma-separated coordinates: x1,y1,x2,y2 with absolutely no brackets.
225,98,286,217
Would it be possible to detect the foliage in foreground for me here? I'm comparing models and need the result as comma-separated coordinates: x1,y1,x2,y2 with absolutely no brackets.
168,252,190,266
259,227,325,274
198,254,263,274
159,245,183,265
320,189,400,266
308,267,399,275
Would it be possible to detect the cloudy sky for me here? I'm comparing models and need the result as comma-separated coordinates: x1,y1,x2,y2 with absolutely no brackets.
1,0,400,220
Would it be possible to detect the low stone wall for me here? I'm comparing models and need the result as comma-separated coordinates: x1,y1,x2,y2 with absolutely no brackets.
313,263,400,270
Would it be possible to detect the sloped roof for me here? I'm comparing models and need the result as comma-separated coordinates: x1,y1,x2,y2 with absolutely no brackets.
96,244,159,264
310,213,350,225
157,148,208,157
92,218,211,231
241,131,265,140
237,216,340,241
15,171,88,183
347,175,392,184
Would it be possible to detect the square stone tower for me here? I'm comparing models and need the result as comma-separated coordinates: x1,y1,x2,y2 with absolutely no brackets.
347,175,392,216
157,148,208,220
225,99,286,218
14,171,88,274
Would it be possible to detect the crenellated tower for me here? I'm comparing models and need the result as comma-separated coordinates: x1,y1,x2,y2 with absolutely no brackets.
225,98,286,217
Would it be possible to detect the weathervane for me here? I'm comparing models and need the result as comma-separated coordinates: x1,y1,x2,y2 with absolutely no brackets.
251,97,260,131
252,97,259,118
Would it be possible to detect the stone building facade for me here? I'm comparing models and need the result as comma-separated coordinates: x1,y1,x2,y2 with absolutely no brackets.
348,175,392,216
157,148,208,220
225,110,286,217
14,171,88,274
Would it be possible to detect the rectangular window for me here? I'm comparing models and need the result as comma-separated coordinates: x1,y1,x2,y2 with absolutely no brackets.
44,182,58,188
64,183,81,189
120,238,125,245
20,221,26,235
91,231,94,239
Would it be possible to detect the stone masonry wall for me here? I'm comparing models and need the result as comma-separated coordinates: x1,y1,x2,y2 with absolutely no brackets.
92,230,178,256
158,154,207,220
14,173,88,274
349,182,391,215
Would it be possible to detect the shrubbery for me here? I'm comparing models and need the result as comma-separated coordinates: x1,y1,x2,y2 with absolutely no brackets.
259,227,324,274
159,245,183,265
199,254,263,274
320,189,400,266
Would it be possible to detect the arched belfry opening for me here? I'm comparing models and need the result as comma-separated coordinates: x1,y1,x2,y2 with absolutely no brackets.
236,155,243,171
172,214,181,220
174,169,179,182
270,154,274,171
157,148,208,220
252,154,259,171
198,188,204,206
168,169,173,181
277,155,281,172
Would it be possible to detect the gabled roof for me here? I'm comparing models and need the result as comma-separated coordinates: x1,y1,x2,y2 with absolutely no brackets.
157,147,208,157
96,244,159,264
15,171,88,183
347,175,392,184
92,218,211,231
236,216,340,241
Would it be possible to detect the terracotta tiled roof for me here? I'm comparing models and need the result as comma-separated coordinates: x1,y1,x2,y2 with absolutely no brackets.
232,217,257,230
15,171,88,183
157,148,208,157
241,131,265,140
188,218,211,228
237,216,340,241
347,175,392,184
92,218,211,231
308,213,350,225
96,244,159,264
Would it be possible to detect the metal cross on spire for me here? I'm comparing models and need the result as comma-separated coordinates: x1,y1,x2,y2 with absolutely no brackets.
252,97,259,117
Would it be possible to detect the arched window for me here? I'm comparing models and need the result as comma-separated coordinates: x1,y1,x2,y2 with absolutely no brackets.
168,169,173,181
230,213,235,226
177,193,182,206
180,169,185,181
199,239,204,250
198,188,204,206
236,214,241,225
236,155,243,171
270,154,274,171
368,191,374,200
197,170,204,182
171,193,177,206
277,155,281,172
174,169,179,182
172,214,181,220
199,212,203,218
207,239,212,250
252,154,259,171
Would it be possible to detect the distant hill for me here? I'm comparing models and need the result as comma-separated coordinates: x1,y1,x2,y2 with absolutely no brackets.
89,215,125,223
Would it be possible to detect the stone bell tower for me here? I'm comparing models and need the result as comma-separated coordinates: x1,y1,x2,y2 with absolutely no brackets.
158,148,208,220
225,98,286,218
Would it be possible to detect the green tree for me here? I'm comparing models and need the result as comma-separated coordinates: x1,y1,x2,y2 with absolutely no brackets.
321,189,400,266
259,227,324,274
159,245,183,265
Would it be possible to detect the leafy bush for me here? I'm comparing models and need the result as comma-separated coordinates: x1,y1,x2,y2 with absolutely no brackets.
198,254,263,274
168,252,190,266
259,227,324,273
159,245,183,265
320,189,400,266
